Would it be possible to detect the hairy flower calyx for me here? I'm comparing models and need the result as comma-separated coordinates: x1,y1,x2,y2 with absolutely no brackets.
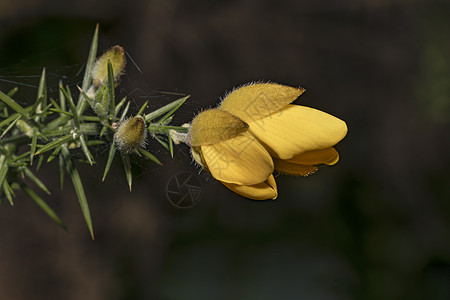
189,108,248,146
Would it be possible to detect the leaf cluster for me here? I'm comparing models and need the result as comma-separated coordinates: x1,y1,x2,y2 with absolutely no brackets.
0,25,188,238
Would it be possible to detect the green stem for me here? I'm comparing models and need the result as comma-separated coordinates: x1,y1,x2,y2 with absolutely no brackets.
0,123,101,146
147,124,189,135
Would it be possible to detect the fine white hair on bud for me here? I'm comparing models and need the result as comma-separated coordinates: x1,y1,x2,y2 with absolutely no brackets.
114,116,147,153
169,123,190,145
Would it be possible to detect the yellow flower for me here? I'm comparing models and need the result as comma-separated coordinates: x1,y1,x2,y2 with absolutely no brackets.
189,82,347,200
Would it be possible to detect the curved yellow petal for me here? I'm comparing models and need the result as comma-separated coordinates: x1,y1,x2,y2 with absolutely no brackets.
222,174,278,200
190,108,248,146
191,146,206,167
220,83,305,123
201,132,274,185
274,158,318,176
249,104,347,159
287,147,339,165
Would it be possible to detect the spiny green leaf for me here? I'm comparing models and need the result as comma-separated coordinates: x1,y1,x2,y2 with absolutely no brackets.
102,142,116,182
8,161,27,168
0,113,19,129
37,68,47,106
100,125,108,137
36,154,44,171
22,184,67,229
47,145,62,163
11,151,30,162
121,154,132,192
35,134,73,155
137,101,148,116
7,87,18,98
35,68,47,121
49,97,61,111
155,136,169,151
86,140,104,146
63,85,94,164
107,60,115,117
79,134,94,165
160,115,173,125
2,180,14,206
158,95,189,123
0,115,21,139
50,109,72,116
168,134,174,158
59,80,66,111
0,154,8,187
82,116,101,122
77,86,94,110
76,24,99,115
38,103,53,116
0,90,28,118
61,146,94,239
50,108,99,121
61,84,80,129
139,148,162,166
120,101,130,122
23,166,51,195
30,127,38,165
114,96,127,117
144,95,189,122
58,152,65,190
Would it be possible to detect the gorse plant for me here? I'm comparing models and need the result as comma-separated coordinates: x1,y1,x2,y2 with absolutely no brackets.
0,25,189,239
1,25,348,239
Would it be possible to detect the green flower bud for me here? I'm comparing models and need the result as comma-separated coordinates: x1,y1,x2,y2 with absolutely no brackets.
16,120,33,137
114,116,147,153
91,45,126,88
92,85,109,119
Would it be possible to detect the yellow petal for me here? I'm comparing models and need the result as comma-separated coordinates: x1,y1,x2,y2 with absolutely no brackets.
201,132,274,185
190,109,248,146
222,174,278,200
249,104,347,159
287,147,339,165
191,146,206,167
274,158,318,176
220,83,305,123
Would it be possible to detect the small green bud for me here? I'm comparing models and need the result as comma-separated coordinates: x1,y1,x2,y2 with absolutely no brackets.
91,45,126,88
114,116,147,153
93,85,109,118
16,120,33,137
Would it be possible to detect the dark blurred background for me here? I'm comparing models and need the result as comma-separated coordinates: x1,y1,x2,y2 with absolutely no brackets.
1,0,450,299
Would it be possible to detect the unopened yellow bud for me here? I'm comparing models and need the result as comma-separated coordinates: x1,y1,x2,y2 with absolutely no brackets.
91,45,126,87
114,116,147,153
